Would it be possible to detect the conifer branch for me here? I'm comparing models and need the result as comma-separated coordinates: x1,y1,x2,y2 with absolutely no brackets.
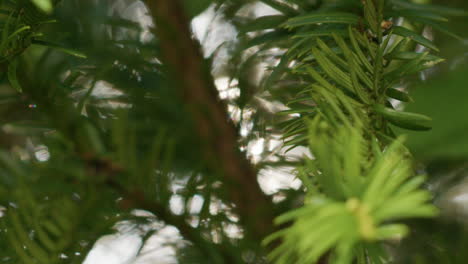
144,0,275,239
105,178,236,264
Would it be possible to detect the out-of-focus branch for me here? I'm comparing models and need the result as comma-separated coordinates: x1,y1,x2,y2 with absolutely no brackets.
105,178,235,264
144,0,275,239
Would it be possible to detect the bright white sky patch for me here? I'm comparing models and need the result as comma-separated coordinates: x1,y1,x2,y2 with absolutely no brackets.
83,233,142,264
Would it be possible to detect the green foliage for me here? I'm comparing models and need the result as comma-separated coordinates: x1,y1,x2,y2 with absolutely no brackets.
236,0,465,263
0,1,264,262
264,106,437,264
183,0,213,18
31,0,53,14
403,67,468,161
0,0,466,263
0,0,188,262
0,147,120,263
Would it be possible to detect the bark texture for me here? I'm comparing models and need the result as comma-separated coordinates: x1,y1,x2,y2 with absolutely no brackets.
145,0,275,239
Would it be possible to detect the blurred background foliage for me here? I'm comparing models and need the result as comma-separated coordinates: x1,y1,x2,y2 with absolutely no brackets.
392,0,468,262
0,0,467,263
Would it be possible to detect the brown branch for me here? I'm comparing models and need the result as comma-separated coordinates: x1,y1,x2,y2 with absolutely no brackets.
79,149,238,262
144,0,275,239
105,178,235,264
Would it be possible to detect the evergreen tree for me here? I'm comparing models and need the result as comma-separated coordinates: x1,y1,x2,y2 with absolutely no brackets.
0,0,467,263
